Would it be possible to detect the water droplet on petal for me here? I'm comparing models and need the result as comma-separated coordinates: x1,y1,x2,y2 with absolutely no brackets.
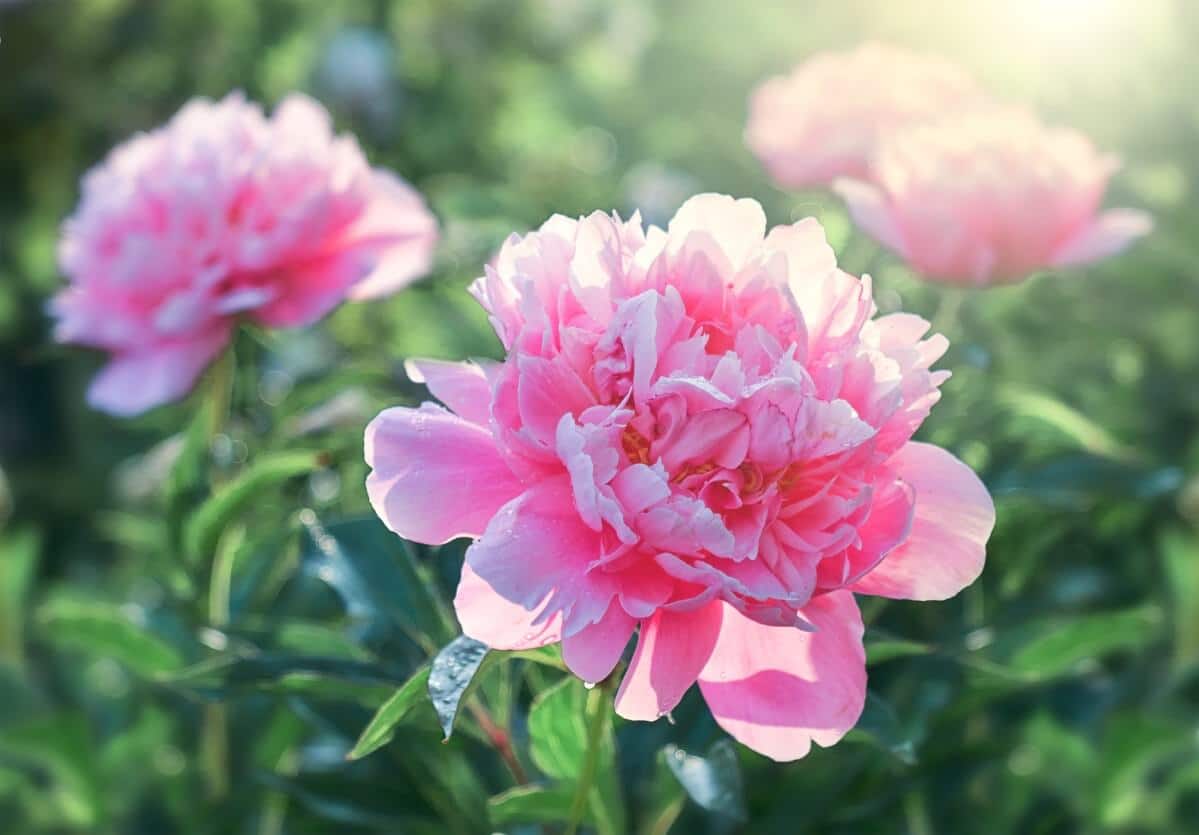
583,680,596,690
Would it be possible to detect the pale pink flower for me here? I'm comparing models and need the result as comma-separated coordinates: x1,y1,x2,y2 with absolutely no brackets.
834,108,1152,284
747,42,988,188
51,92,438,416
366,194,995,761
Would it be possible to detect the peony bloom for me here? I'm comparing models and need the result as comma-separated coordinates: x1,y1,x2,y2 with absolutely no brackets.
834,108,1152,285
51,92,438,416
747,42,988,188
366,194,995,761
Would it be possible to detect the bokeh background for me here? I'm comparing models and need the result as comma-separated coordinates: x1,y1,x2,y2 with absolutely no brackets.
2,1,1198,833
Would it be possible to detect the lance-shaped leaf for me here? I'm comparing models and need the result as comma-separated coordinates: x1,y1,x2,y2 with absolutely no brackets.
36,596,183,677
185,450,324,561
348,665,432,760
428,635,490,740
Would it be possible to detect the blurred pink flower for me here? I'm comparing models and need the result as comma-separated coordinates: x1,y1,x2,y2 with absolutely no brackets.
747,42,988,188
51,92,438,416
834,108,1152,284
366,194,995,761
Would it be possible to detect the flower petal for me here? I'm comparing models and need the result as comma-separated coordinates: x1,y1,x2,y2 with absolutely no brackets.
87,330,230,416
346,170,439,300
404,358,494,426
667,193,767,269
1051,208,1153,268
833,178,907,255
463,476,618,636
364,403,523,544
614,601,723,721
852,442,994,600
454,562,562,650
698,591,866,762
562,599,637,684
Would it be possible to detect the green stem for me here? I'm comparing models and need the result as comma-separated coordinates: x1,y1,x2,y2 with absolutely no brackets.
201,350,235,802
565,684,608,835
205,349,235,444
930,286,967,338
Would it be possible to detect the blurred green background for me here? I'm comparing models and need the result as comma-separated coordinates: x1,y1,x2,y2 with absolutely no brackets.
1,0,1198,833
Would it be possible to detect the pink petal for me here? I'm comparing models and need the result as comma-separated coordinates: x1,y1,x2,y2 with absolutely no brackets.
516,355,597,446
347,170,440,300
614,601,724,721
1051,209,1153,268
87,329,230,416
364,403,523,544
561,599,637,684
463,476,618,637
667,193,767,269
454,562,562,650
698,591,866,762
252,249,370,328
817,476,915,590
832,178,907,256
852,442,994,600
764,216,838,293
404,358,493,426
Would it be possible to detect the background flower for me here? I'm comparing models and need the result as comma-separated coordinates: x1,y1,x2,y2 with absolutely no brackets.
746,42,989,189
50,92,438,416
366,194,995,761
834,108,1152,284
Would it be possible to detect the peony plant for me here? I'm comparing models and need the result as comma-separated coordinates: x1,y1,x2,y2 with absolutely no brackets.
365,194,996,761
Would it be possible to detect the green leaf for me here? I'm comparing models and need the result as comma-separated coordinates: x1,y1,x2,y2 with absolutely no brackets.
300,515,456,649
528,677,624,834
36,597,183,677
1160,529,1199,663
510,643,569,670
0,528,39,665
1095,714,1193,827
663,739,746,824
488,783,582,826
866,634,932,665
185,450,324,561
257,772,443,833
348,665,432,760
0,714,105,828
428,635,490,740
847,691,917,765
160,652,402,705
1008,606,1164,678
995,384,1139,462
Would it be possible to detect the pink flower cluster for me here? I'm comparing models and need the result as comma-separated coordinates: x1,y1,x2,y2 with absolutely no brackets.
749,44,1151,284
366,194,995,761
51,93,438,415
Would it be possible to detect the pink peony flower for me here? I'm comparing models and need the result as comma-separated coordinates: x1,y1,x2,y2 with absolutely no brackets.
365,194,995,761
834,108,1152,284
747,42,988,188
51,92,438,416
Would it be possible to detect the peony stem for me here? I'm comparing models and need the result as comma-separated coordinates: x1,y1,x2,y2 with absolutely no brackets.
930,287,966,337
565,682,609,835
467,698,529,785
201,349,235,801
